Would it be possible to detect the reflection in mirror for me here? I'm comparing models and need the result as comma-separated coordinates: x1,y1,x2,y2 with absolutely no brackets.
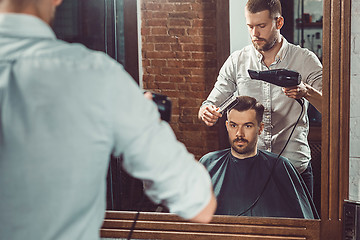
293,0,323,216
53,0,324,221
54,0,125,63
199,0,323,219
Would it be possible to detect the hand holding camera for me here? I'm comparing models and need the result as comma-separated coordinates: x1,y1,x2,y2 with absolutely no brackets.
143,91,172,123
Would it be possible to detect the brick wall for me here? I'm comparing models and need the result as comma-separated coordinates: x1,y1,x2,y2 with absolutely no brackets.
140,0,219,159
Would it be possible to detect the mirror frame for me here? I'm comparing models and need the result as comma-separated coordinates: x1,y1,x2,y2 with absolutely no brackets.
100,0,351,238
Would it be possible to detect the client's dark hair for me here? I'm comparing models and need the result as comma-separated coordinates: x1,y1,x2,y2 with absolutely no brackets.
227,96,264,124
246,0,282,19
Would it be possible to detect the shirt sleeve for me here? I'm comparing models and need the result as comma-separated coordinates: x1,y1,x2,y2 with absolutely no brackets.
107,61,212,220
300,49,323,92
202,52,238,107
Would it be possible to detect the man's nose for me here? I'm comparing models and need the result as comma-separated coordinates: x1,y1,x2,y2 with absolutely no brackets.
235,127,245,137
251,27,260,37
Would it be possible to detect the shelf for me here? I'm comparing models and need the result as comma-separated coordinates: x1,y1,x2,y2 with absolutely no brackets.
296,22,323,28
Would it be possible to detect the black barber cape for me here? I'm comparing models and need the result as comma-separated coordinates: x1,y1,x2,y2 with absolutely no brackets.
199,149,318,219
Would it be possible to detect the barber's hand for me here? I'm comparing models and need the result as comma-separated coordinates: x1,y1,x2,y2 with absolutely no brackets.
198,104,222,126
143,91,163,122
143,91,153,100
282,82,308,99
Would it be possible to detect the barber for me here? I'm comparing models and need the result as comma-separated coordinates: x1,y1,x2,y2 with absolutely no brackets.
198,0,322,196
0,0,216,239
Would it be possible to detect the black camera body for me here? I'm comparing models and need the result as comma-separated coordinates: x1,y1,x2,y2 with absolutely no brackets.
150,92,172,123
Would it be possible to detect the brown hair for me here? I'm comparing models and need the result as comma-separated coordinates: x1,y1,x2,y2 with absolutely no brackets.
246,0,282,19
227,96,264,124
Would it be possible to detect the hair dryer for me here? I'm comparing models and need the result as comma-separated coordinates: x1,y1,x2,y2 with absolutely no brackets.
144,91,172,122
248,69,301,87
248,69,303,105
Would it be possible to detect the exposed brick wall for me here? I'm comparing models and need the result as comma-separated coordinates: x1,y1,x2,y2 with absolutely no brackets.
141,0,219,159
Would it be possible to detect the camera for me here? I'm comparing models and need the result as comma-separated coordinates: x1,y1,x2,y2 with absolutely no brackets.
146,92,172,123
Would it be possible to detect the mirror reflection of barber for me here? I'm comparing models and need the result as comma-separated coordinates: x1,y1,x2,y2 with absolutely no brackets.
198,0,322,197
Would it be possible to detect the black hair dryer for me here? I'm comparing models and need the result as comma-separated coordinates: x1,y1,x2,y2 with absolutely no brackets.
248,69,303,105
248,69,301,87
151,92,172,122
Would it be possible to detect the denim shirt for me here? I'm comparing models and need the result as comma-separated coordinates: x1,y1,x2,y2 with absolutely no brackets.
0,14,212,240
203,37,322,173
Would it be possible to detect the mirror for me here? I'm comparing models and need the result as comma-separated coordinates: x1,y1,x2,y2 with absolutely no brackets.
54,0,321,215
217,0,323,218
53,0,351,238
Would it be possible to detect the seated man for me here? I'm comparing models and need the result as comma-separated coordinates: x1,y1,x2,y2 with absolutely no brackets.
200,96,318,219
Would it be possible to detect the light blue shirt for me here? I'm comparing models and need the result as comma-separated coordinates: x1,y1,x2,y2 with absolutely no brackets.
0,14,212,240
203,37,322,173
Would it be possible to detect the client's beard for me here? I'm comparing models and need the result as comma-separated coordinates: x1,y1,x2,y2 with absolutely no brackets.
230,137,257,156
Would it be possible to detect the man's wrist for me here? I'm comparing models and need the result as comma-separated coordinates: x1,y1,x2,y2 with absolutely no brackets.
198,105,207,119
303,83,312,99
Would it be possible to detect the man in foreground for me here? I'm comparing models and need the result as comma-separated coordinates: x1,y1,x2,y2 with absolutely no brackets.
0,0,216,239
200,96,317,218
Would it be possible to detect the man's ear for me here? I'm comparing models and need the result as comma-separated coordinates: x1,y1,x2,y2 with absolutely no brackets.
276,16,284,30
53,0,63,7
258,122,264,135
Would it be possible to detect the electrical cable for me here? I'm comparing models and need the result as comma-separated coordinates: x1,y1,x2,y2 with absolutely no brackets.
127,211,141,240
109,164,114,209
127,193,147,240
237,98,305,216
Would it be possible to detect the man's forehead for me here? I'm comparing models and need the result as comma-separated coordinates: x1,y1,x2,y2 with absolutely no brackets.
228,109,257,123
245,9,273,22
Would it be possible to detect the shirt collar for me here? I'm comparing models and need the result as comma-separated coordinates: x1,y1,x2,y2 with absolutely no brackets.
253,35,289,63
275,36,289,62
0,13,56,40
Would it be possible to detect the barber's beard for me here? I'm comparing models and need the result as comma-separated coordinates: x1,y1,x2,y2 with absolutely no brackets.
252,31,278,52
230,137,257,156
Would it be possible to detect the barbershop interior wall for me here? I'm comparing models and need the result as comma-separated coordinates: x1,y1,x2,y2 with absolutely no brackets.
229,0,251,53
350,0,360,202
140,0,219,159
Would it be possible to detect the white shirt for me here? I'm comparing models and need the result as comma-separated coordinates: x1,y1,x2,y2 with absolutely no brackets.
203,37,322,173
0,14,212,240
